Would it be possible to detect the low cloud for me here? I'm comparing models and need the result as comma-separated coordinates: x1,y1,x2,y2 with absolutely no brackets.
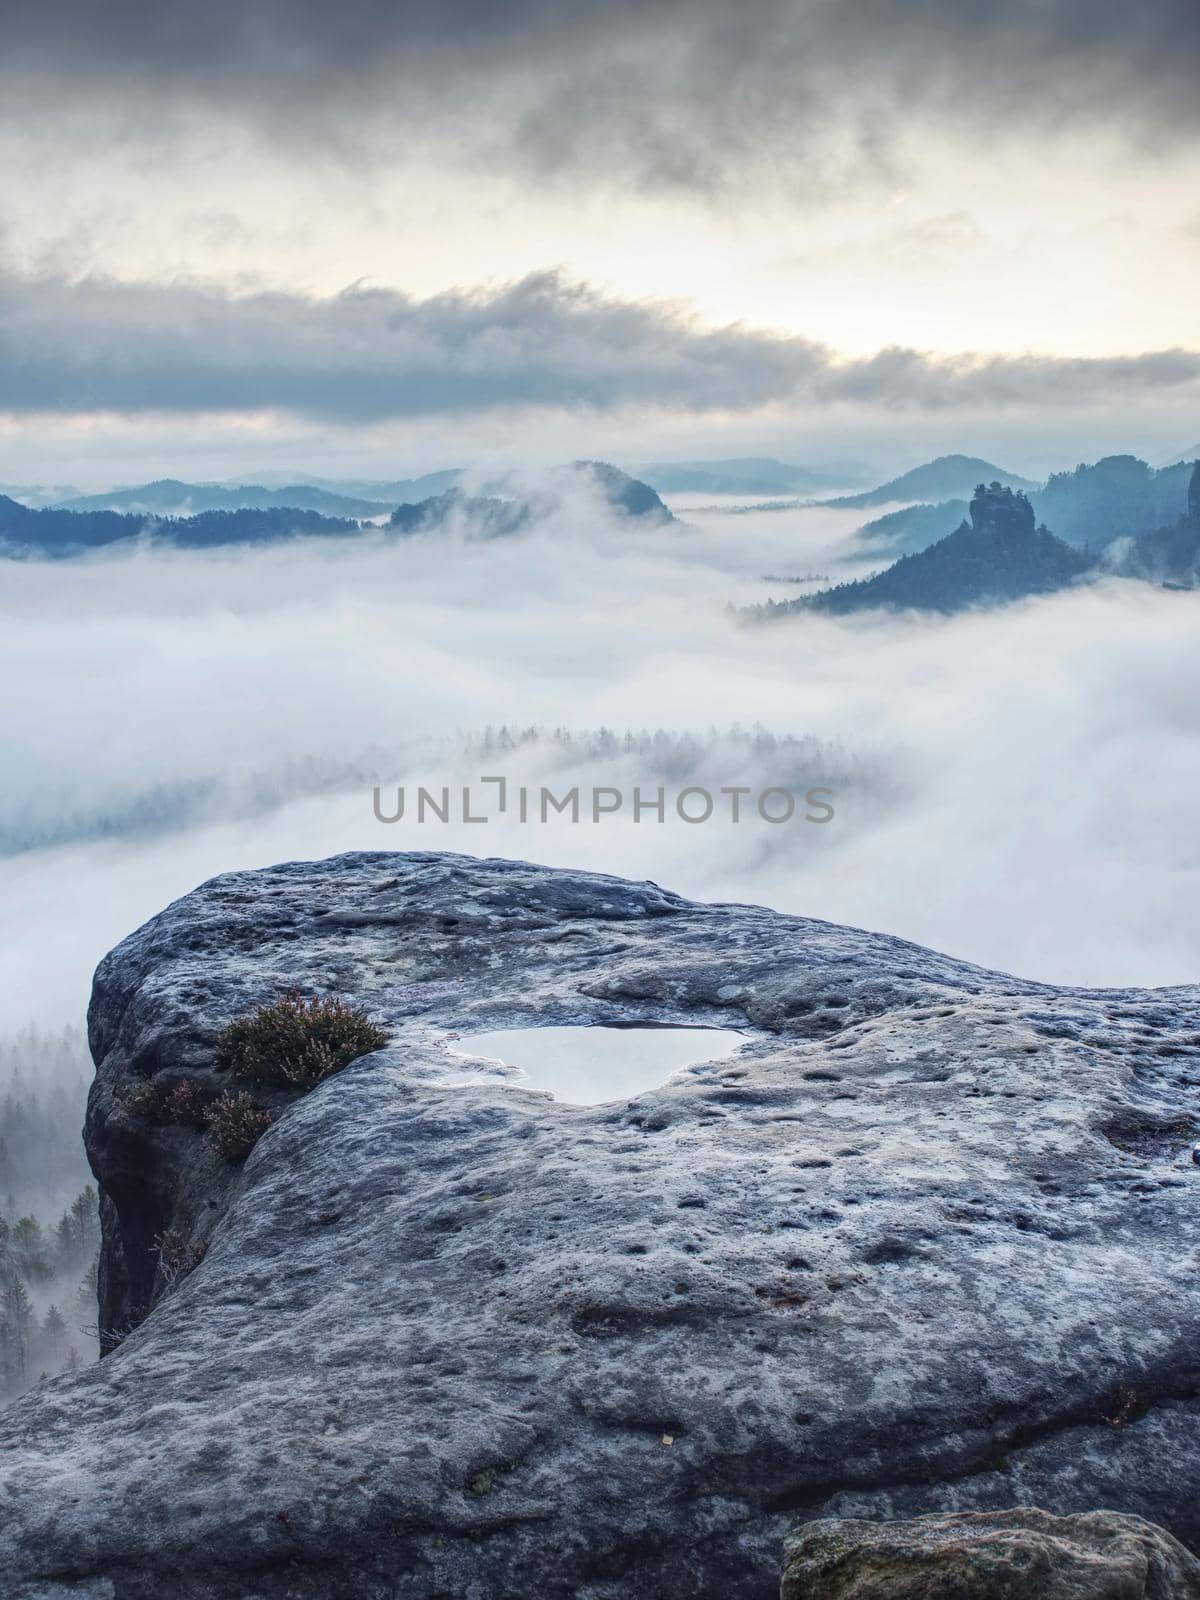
1,496,1199,1038
2,269,1198,424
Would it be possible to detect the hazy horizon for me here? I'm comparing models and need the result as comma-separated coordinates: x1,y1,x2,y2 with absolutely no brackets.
3,428,1197,506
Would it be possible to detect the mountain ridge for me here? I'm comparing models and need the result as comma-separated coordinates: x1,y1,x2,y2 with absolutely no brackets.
757,483,1092,617
853,454,1198,561
390,460,675,536
55,478,394,519
0,495,360,556
822,454,1037,510
0,461,673,556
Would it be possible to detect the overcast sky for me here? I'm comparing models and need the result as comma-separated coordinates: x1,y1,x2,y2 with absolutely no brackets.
1,0,1197,483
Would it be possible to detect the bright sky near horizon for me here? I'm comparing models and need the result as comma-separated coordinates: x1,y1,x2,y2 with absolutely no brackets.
1,0,1197,479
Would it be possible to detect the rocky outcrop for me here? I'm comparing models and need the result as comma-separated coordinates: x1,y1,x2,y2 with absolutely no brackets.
755,482,1093,617
782,1510,1200,1598
1,851,1199,1597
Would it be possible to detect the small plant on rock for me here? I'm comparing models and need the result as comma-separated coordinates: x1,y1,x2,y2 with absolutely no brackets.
203,1090,277,1161
122,1075,207,1128
215,991,389,1089
122,1077,165,1119
149,1227,206,1301
160,1078,207,1128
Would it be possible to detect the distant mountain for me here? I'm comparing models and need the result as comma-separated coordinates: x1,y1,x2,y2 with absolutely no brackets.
0,497,358,557
0,461,672,556
390,461,675,537
754,484,1092,618
57,479,392,518
854,455,1198,558
855,499,969,556
261,470,462,502
0,495,138,557
1031,455,1192,548
824,455,1037,510
574,460,675,520
1107,462,1200,588
390,490,525,538
632,457,860,496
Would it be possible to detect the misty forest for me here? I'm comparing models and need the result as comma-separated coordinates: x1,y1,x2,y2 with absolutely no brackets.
0,1029,99,1400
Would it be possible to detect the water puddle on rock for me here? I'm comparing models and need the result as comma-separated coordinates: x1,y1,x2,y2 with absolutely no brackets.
444,1025,749,1106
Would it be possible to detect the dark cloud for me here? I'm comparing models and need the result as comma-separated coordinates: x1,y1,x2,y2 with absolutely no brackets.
2,268,1197,422
1,1,1197,195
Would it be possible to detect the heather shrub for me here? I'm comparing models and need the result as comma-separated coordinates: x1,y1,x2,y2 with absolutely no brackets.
215,991,389,1089
161,1079,206,1128
203,1091,276,1161
122,1078,163,1118
123,1075,207,1128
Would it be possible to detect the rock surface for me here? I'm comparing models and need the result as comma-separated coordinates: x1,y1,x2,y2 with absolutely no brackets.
782,1509,1200,1598
0,851,1199,1598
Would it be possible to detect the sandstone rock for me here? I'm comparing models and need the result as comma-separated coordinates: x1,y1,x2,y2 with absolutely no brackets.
782,1509,1200,1598
0,851,1198,1598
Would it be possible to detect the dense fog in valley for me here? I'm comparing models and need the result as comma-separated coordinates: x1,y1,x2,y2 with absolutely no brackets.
2,483,1198,1030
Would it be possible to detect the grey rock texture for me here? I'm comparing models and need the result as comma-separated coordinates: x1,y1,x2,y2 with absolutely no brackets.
782,1509,1200,1598
1,850,1199,1598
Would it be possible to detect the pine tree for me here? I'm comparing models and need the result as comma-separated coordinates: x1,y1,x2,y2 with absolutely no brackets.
42,1303,67,1363
0,1268,33,1388
70,1188,95,1255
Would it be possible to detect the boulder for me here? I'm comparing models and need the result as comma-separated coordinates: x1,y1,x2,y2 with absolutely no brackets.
782,1509,1200,1598
0,851,1199,1598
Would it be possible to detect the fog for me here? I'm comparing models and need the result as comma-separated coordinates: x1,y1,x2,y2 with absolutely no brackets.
2,484,1198,1063
0,1027,100,1398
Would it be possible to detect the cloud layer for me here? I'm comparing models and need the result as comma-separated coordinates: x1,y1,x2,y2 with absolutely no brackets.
3,1,1199,196
3,269,1199,423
